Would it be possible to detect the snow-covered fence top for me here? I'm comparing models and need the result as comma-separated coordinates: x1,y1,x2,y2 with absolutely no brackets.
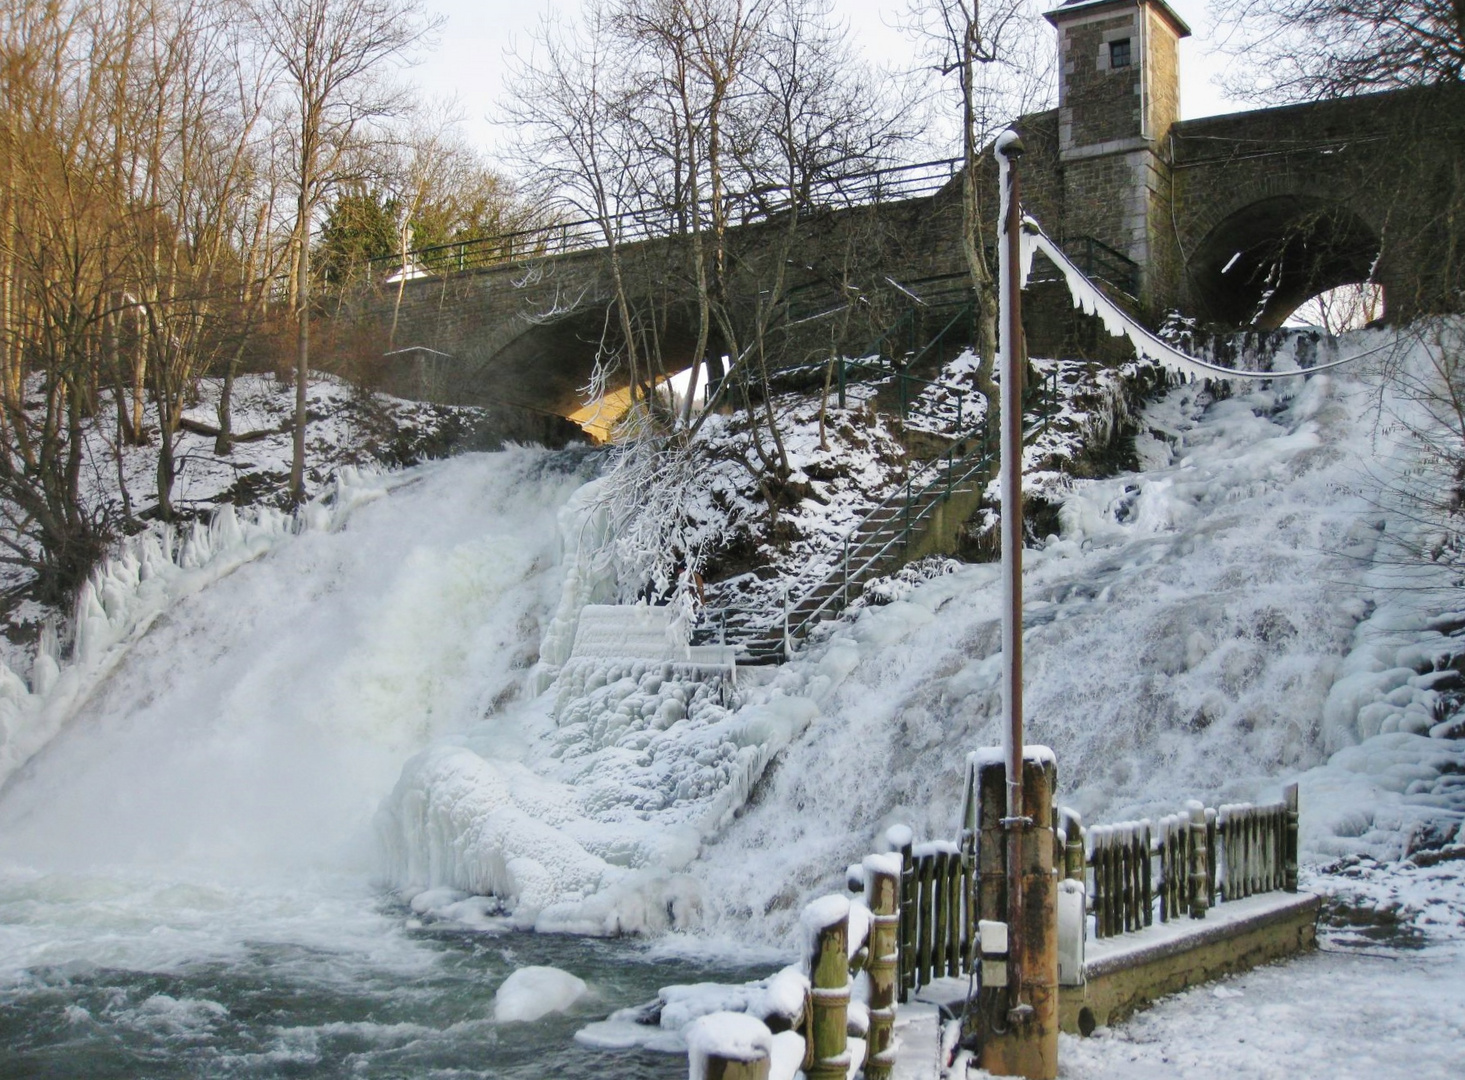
570,603,735,671
1079,785,1301,942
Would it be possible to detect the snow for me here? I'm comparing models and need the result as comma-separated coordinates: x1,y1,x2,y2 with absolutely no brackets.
492,965,589,1023
5,315,1465,1076
574,964,810,1055
671,326,1465,961
1057,941,1465,1079
685,1011,773,1080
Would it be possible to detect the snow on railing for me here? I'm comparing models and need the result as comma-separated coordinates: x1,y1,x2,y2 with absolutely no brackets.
1079,784,1300,942
684,849,903,1080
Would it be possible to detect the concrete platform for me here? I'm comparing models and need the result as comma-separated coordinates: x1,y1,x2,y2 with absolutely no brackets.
1060,891,1320,1034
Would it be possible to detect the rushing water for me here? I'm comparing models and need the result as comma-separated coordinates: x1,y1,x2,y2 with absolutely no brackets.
0,894,765,1078
0,448,762,1077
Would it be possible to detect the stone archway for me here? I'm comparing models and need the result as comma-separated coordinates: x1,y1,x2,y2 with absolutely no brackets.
1188,195,1382,329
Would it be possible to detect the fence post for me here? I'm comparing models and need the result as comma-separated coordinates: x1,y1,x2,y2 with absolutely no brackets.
1141,822,1154,927
945,852,962,976
974,751,1059,1080
838,354,846,409
1187,802,1209,919
916,854,934,988
782,585,791,659
1205,808,1218,909
1283,784,1300,893
1061,809,1084,883
960,758,980,970
896,832,908,1002
805,898,851,1080
689,1014,772,1080
864,856,901,1080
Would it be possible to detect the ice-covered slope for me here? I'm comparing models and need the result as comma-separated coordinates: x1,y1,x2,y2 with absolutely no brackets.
684,331,1465,943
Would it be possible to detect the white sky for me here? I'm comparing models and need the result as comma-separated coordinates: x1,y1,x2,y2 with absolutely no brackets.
402,0,1247,163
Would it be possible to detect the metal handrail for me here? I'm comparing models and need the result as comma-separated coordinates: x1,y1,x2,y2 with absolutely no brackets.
696,368,1062,662
365,157,964,282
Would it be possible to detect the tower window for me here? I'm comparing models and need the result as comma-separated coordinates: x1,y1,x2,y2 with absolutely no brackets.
1109,38,1132,68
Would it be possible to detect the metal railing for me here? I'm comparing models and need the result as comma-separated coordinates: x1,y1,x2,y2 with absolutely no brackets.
365,158,963,283
693,372,1062,663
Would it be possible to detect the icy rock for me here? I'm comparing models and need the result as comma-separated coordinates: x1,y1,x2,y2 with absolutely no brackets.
493,965,588,1023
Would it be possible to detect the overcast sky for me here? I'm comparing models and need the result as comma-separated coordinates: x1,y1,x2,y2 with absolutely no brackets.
402,0,1245,161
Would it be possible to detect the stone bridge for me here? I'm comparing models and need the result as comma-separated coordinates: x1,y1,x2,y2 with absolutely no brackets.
346,0,1463,431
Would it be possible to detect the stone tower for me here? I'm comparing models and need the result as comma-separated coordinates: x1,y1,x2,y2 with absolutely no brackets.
1043,0,1190,310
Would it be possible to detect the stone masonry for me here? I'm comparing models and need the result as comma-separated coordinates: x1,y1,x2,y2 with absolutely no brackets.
344,0,1463,421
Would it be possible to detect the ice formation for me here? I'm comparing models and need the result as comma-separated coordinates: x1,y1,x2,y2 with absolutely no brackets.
492,965,589,1023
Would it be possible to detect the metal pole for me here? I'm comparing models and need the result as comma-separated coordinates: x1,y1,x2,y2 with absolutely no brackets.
997,130,1050,1068
998,131,1026,844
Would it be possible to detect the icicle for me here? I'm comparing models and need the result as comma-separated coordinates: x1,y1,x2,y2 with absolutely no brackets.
31,620,60,696
1028,226,1258,383
0,656,28,702
212,503,243,552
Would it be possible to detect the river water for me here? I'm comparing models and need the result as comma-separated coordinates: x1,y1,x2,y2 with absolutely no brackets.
0,879,764,1077
0,449,762,1077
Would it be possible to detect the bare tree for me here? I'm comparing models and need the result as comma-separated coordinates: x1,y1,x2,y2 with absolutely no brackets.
505,3,659,410
903,0,1051,419
247,0,437,505
1212,0,1464,100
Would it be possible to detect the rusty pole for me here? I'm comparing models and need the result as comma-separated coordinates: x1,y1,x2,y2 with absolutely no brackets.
996,124,1027,1007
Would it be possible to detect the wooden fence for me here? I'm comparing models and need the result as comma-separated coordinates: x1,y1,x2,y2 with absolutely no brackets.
691,781,1303,1078
1084,785,1299,941
885,783,1301,991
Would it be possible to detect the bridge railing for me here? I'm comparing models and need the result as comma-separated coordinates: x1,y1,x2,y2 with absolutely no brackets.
365,157,963,284
1027,235,1140,298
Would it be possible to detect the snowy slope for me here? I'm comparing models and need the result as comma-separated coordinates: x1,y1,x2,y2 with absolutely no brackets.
362,326,1463,955
681,327,1465,943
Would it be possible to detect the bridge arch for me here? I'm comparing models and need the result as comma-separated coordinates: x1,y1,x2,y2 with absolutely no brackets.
1187,194,1382,329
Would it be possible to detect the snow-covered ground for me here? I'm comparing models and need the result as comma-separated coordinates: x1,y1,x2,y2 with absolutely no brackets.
3,324,1464,1076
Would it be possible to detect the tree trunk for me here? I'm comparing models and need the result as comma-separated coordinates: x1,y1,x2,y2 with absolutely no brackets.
290,196,310,505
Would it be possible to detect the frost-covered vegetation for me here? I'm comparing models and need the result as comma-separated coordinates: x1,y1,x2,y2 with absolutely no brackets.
0,374,500,651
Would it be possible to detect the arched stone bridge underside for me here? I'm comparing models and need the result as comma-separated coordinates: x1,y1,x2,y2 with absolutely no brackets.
1162,87,1464,329
348,84,1463,429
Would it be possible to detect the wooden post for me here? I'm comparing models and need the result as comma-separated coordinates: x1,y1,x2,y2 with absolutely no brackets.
1205,809,1218,909
806,899,850,1080
1061,809,1085,883
933,849,949,982
917,854,934,988
897,832,916,1001
1142,822,1154,927
1187,802,1209,919
1284,784,1300,893
864,857,901,1080
960,761,980,970
688,1015,772,1080
1218,809,1231,902
974,753,1059,1080
701,1052,771,1080
946,852,962,976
